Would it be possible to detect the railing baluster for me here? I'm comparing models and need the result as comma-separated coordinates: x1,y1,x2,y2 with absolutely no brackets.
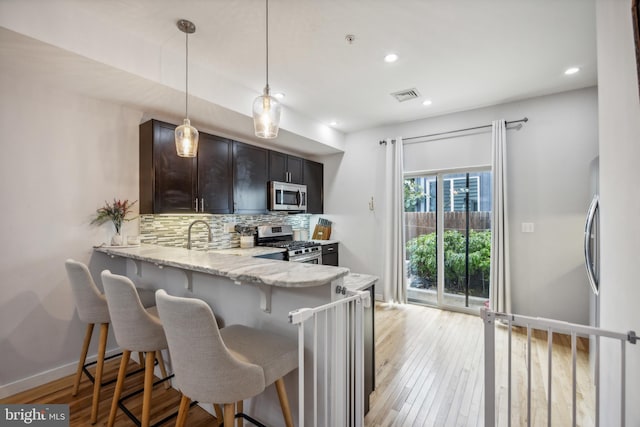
527,325,532,427
621,339,626,427
355,299,364,427
548,327,553,426
571,332,577,427
298,322,305,427
481,308,496,427
508,317,512,427
324,310,328,426
313,314,318,427
596,335,600,427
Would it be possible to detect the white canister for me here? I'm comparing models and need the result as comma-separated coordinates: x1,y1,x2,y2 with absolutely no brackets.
240,236,255,248
293,229,302,241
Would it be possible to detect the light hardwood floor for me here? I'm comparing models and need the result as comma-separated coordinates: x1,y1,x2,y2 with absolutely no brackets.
365,303,594,427
2,303,594,426
0,356,216,426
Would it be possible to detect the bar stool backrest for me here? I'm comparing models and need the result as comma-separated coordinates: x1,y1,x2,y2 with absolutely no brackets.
65,259,110,324
155,289,264,403
101,270,167,352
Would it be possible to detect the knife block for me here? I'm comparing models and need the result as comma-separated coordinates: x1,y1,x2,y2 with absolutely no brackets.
312,224,331,240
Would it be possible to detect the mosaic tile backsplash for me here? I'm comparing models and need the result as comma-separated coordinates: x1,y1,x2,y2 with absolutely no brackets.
139,213,311,251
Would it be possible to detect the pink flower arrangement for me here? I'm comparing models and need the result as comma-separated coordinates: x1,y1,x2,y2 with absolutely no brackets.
91,199,137,234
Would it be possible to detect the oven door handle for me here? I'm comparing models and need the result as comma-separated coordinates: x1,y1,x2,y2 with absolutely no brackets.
291,253,321,263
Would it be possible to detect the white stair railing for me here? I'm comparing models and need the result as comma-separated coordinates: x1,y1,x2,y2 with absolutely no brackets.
481,308,637,427
289,289,370,427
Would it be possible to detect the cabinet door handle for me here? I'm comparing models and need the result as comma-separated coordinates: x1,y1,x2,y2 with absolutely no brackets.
200,198,204,212
327,247,334,251
194,198,199,212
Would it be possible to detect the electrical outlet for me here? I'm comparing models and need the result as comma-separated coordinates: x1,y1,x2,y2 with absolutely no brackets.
224,223,237,233
521,222,535,233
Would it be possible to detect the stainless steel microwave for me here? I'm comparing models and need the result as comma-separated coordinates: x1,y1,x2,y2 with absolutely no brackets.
269,181,307,212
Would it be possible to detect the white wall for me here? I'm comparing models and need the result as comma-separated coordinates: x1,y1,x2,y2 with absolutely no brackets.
596,0,640,424
0,72,142,395
323,87,599,324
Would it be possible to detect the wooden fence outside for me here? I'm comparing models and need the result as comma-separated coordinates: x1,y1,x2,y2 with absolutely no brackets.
405,212,491,242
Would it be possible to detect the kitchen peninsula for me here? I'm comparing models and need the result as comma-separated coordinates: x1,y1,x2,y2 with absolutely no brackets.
91,243,366,425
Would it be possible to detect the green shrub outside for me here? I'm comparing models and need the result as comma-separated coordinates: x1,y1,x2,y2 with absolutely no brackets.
406,230,491,296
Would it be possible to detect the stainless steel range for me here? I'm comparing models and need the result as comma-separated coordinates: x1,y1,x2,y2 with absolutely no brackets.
256,225,322,264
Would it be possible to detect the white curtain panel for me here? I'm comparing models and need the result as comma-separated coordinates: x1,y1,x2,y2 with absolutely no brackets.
383,137,407,303
490,119,511,313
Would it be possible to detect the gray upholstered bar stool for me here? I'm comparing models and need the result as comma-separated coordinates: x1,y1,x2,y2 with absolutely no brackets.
65,259,155,424
155,289,298,427
101,270,171,427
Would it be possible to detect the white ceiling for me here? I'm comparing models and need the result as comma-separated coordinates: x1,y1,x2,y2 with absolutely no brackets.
0,0,596,154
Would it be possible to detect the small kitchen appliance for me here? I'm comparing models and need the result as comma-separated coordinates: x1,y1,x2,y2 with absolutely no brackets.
268,181,307,212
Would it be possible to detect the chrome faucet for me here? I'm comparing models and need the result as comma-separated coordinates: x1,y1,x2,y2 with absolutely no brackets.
187,220,213,249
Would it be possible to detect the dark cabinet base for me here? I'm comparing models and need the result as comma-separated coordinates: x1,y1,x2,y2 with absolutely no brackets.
364,284,375,414
321,243,339,266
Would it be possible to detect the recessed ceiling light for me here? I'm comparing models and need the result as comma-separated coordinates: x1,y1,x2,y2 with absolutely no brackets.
564,67,580,75
273,92,285,99
384,53,398,63
329,121,338,126
422,99,433,106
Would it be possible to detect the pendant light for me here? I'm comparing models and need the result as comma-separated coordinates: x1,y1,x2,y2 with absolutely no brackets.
253,0,281,139
175,19,199,157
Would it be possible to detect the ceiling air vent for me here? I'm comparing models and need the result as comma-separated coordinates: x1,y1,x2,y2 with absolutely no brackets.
391,88,421,102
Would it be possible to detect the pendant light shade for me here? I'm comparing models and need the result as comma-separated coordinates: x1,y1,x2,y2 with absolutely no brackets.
175,118,199,157
253,85,281,139
175,19,199,157
253,0,281,139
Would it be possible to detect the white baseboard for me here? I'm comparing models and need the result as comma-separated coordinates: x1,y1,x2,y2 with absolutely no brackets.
0,348,121,400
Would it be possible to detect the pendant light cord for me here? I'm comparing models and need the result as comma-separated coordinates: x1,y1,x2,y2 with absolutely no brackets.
185,30,189,119
265,0,269,90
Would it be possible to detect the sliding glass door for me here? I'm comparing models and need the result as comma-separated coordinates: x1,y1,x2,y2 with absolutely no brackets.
405,169,491,313
405,175,438,306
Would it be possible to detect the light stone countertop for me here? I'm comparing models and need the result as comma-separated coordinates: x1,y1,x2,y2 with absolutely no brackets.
310,239,340,245
95,244,349,288
209,246,286,257
343,273,378,291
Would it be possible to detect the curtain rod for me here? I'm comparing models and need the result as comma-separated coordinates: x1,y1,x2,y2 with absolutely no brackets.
378,117,529,145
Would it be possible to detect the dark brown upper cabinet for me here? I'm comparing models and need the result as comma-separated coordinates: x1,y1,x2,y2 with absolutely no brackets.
141,119,322,215
197,133,233,214
268,151,303,184
140,120,196,214
233,141,269,214
303,159,324,214
139,119,233,214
